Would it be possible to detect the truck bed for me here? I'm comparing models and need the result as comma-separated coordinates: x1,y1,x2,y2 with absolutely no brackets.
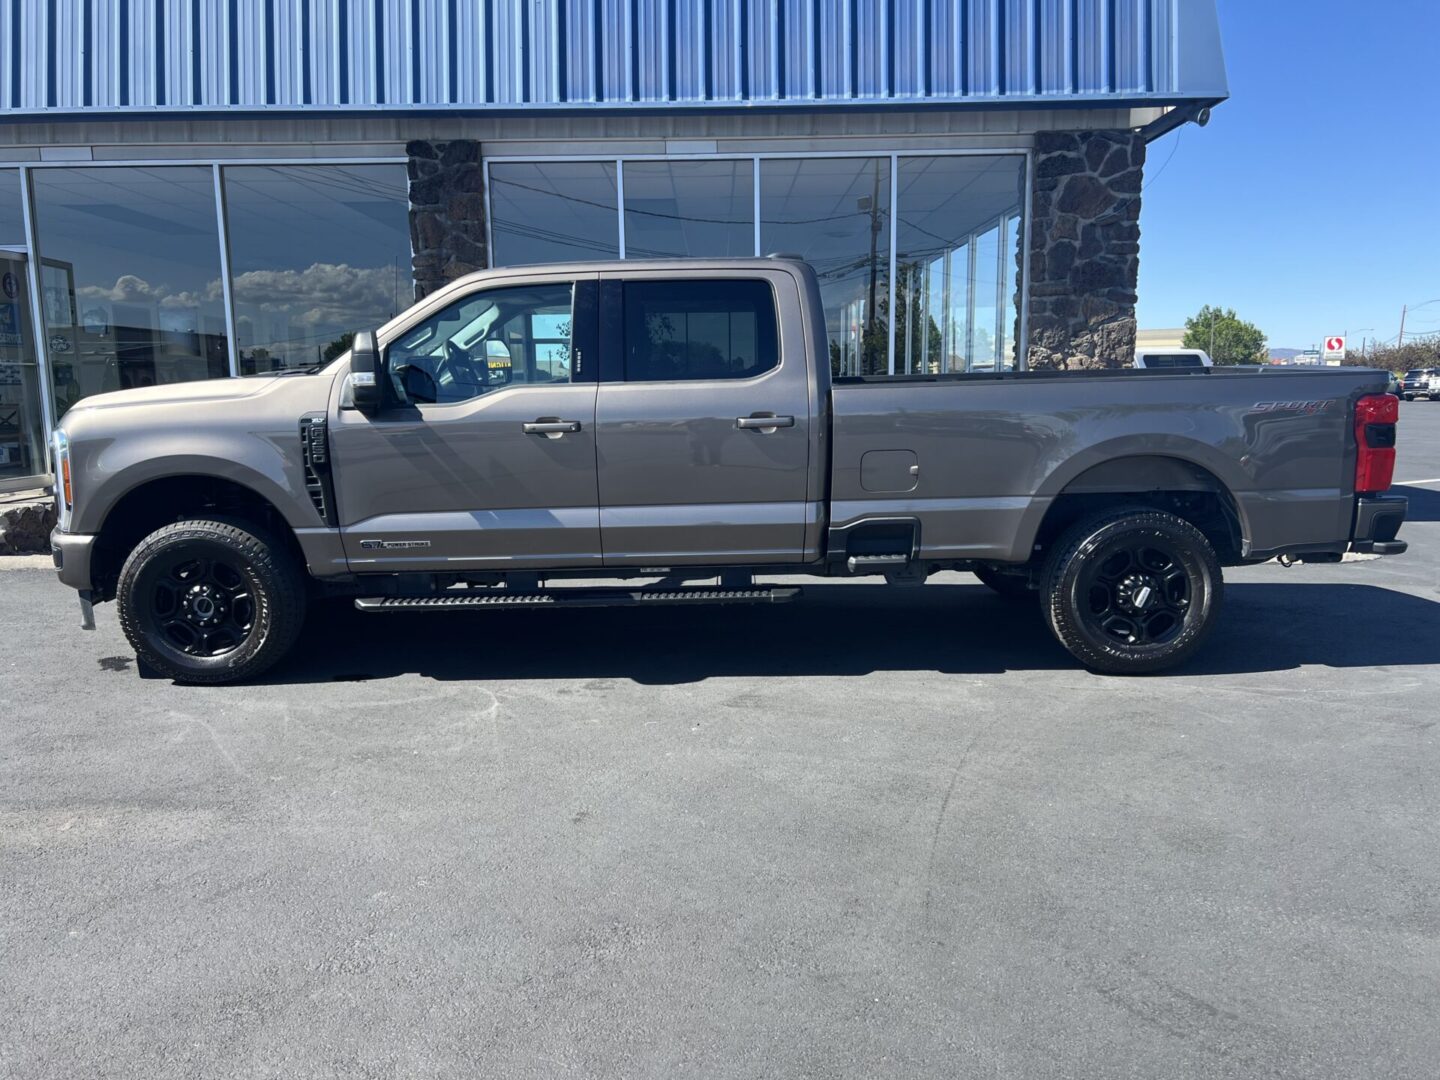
828,366,1392,564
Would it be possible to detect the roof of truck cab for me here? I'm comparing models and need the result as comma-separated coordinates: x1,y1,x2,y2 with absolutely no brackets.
439,259,819,295
478,258,814,274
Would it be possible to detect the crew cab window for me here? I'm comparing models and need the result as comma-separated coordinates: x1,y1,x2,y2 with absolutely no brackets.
386,282,574,404
623,279,779,382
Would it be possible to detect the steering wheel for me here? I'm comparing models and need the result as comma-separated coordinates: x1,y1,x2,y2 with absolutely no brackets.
441,339,488,396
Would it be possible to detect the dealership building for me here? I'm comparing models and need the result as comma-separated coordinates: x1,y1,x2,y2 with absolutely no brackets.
0,0,1227,492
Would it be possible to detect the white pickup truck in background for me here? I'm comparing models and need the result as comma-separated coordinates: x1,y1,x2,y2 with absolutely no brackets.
1134,348,1214,370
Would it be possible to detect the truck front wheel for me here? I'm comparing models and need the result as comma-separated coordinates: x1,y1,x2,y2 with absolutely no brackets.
116,519,307,684
1040,509,1223,675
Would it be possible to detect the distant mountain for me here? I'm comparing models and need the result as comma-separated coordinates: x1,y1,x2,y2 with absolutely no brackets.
1269,348,1304,361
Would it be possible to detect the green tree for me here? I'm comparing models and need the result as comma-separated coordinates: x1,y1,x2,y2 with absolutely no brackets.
1182,306,1268,366
322,331,356,364
1350,337,1440,374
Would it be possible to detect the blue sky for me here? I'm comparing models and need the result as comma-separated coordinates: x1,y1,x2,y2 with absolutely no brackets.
1135,0,1440,352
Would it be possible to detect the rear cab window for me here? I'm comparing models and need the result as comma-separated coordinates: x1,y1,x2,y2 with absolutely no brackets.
622,279,779,382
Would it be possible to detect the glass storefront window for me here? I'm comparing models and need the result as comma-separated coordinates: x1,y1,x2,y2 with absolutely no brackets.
894,156,1025,373
0,169,24,241
903,239,971,376
0,252,45,483
488,162,619,266
970,225,1001,371
622,160,754,259
1,169,48,482
760,158,891,377
31,167,230,415
223,165,412,374
486,153,1027,375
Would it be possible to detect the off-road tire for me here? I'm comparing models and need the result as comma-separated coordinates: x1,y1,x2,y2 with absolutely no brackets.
974,567,1035,600
117,519,307,685
1041,508,1223,675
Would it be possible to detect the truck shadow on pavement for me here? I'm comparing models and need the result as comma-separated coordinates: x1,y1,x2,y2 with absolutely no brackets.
1393,484,1440,522
256,581,1440,685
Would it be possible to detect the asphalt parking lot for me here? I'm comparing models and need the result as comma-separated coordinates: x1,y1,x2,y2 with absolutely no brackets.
3,402,1439,1079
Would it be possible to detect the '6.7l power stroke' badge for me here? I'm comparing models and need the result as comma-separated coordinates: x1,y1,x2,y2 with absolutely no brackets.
358,539,432,551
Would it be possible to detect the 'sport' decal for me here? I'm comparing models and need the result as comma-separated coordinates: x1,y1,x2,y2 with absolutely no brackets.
1252,399,1337,415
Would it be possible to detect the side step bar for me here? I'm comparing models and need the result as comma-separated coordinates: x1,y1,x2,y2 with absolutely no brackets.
355,585,802,613
846,553,909,573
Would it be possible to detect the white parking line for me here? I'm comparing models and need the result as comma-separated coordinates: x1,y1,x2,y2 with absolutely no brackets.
1396,478,1440,486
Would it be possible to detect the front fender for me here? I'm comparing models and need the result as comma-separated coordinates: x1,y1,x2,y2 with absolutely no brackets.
75,447,316,537
62,400,333,539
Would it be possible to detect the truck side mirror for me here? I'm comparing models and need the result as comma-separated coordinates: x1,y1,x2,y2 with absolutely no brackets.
350,330,381,411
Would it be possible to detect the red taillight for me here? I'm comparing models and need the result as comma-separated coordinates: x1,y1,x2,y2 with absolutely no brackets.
1354,393,1398,494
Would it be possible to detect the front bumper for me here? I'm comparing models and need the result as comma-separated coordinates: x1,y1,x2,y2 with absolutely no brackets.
50,527,97,590
1350,495,1408,556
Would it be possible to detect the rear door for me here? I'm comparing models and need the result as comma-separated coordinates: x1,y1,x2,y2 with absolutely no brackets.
329,272,602,572
595,268,817,566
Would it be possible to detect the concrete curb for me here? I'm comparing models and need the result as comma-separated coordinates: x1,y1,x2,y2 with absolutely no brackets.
0,554,53,569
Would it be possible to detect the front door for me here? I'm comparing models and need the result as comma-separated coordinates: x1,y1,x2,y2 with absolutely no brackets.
0,250,48,487
595,270,816,566
330,274,601,572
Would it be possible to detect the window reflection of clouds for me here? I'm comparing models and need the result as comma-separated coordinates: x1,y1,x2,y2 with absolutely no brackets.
30,166,231,411
222,165,411,372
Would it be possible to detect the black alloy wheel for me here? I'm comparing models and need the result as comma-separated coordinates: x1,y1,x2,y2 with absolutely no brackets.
1077,540,1192,648
117,519,307,684
147,553,256,658
1041,508,1223,675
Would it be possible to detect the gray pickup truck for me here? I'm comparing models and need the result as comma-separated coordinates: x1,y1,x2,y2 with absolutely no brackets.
50,258,1407,683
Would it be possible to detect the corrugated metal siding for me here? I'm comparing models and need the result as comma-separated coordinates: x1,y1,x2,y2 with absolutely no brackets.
0,0,1227,116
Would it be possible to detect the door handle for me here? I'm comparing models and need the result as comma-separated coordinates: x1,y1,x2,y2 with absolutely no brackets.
523,419,583,436
736,414,796,431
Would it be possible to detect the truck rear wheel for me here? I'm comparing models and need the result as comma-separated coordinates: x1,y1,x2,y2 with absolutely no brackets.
116,519,307,685
1040,508,1222,675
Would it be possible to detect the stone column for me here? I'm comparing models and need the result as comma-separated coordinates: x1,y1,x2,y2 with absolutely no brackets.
406,139,487,301
1023,131,1146,370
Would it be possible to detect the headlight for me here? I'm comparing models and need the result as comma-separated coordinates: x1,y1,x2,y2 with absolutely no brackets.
52,429,72,532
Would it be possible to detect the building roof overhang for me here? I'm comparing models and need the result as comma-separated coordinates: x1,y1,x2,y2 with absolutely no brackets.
1,0,1228,122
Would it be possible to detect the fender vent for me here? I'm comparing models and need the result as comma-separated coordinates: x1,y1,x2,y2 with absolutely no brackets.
299,416,335,525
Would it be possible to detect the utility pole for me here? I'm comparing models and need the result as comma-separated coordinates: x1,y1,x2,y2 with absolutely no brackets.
1399,305,1407,347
